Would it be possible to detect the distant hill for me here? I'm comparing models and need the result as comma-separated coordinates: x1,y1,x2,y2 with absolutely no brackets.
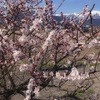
84,18,100,26
54,11,100,27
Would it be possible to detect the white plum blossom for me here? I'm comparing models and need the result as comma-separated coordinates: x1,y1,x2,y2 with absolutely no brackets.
18,34,28,45
88,52,95,60
36,7,43,17
29,78,34,84
24,91,31,100
69,40,78,50
88,39,98,48
42,30,55,50
67,67,80,81
27,78,34,91
20,28,25,33
89,66,95,72
34,86,40,97
44,68,89,81
3,35,8,40
24,78,34,100
67,67,89,80
19,64,28,72
13,50,22,61
62,73,67,80
84,72,89,79
70,67,79,76
19,64,33,72
29,39,36,45
67,60,71,64
80,72,89,80
56,72,62,80
43,71,48,78
0,29,6,35
91,39,98,44
29,18,42,31
49,71,54,76
27,83,33,91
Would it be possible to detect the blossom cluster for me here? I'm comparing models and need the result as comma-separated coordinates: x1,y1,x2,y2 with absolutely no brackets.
19,64,33,72
13,50,23,62
0,0,99,99
45,67,89,81
24,78,40,100
23,67,89,98
66,67,89,80
42,30,55,50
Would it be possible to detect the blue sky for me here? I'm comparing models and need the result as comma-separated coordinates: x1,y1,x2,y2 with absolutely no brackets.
51,0,100,14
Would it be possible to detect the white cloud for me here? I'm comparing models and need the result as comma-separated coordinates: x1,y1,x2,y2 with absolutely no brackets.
91,10,100,16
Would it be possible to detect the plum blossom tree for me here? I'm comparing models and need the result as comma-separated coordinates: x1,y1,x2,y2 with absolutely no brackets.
0,0,100,100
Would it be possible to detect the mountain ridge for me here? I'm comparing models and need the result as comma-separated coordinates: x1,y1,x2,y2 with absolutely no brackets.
54,10,100,27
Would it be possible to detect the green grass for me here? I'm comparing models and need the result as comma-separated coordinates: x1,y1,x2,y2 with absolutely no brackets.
86,89,94,95
75,89,94,99
58,61,66,65
76,92,85,98
43,63,54,69
90,63,100,66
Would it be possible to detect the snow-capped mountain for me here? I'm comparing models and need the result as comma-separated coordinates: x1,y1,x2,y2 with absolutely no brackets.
54,10,100,26
91,11,100,19
55,10,100,19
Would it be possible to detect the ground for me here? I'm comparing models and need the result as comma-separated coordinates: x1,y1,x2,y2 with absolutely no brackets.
10,47,100,100
11,67,100,100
